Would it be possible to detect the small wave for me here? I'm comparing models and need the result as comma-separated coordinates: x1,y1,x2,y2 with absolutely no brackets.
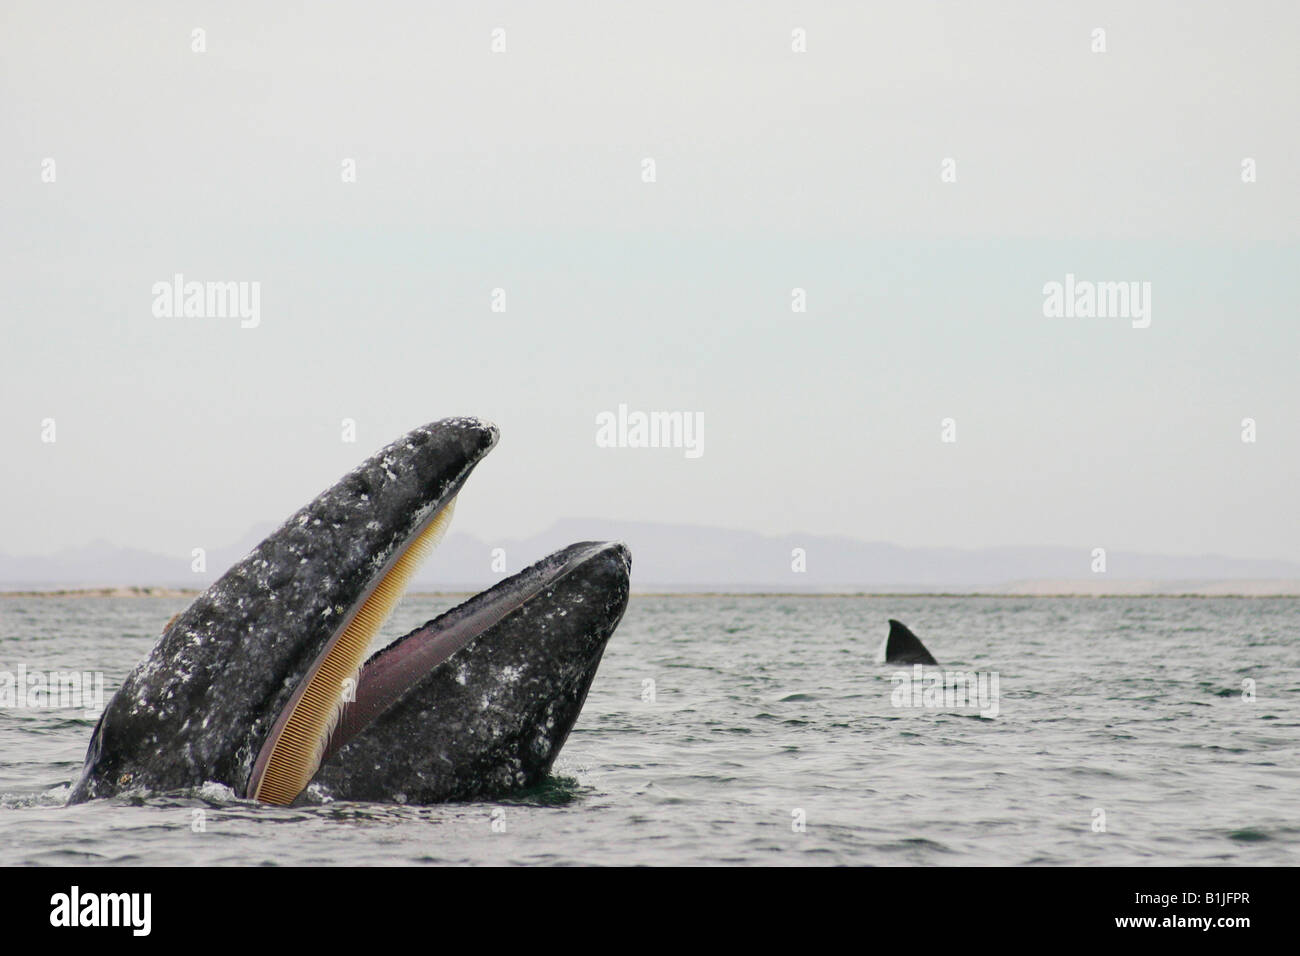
0,784,69,809
1226,828,1271,842
497,775,587,807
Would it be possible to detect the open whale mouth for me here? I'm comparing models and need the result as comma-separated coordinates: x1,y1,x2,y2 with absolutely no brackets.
246,494,462,804
69,417,631,808
244,452,626,805
247,510,621,805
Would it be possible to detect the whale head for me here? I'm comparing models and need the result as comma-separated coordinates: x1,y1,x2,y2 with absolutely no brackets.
68,418,630,806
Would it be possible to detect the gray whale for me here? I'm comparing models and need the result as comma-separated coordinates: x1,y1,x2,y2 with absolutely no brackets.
68,418,630,806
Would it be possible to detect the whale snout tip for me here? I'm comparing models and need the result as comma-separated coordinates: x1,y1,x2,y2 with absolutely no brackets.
423,417,499,456
581,540,632,578
607,540,631,570
469,417,500,446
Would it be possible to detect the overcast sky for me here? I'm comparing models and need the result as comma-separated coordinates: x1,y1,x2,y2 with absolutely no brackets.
2,2,1297,565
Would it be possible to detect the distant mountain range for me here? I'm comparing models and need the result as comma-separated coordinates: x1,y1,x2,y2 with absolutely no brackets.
3,519,1299,595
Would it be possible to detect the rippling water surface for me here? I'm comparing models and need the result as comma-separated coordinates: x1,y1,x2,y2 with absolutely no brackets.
1,595,1297,865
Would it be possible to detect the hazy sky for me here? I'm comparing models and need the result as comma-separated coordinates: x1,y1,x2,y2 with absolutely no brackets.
2,2,1297,564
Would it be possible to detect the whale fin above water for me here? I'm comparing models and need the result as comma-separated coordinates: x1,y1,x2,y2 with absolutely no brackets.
883,619,938,665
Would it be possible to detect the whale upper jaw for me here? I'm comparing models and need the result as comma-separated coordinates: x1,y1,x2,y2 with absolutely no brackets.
67,418,631,807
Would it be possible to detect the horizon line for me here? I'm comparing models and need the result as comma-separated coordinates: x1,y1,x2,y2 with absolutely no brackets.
3,587,1298,600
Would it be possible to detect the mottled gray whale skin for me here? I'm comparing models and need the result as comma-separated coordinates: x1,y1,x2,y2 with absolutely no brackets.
307,540,630,804
882,619,939,665
68,418,498,803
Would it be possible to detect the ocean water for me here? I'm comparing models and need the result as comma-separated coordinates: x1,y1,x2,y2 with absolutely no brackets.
0,595,1297,866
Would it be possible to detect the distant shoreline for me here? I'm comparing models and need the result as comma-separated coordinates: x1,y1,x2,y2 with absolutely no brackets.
2,587,1297,599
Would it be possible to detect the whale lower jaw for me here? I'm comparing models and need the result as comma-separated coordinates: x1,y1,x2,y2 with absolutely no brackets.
307,541,630,804
248,531,632,806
